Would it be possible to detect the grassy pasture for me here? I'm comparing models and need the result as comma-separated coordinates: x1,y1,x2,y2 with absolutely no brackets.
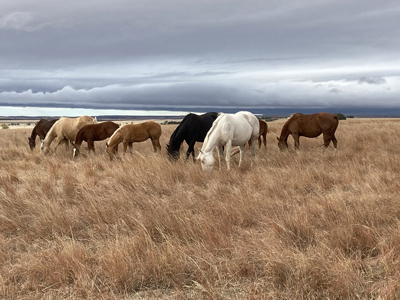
1,118,400,299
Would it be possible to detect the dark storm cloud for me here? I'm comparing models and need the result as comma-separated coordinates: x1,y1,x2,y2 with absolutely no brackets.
0,0,399,113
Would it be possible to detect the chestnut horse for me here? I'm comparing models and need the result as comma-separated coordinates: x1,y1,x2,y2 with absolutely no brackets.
106,121,162,160
249,119,268,149
277,112,338,150
41,116,97,154
72,121,120,158
28,118,59,150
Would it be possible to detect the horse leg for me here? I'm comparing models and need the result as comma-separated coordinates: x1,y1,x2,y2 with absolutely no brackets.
238,144,247,167
292,133,300,149
187,139,196,161
88,140,95,153
225,141,232,170
123,141,128,155
262,132,267,149
151,138,161,153
332,134,338,149
217,146,224,170
322,133,331,148
53,137,66,152
258,136,262,148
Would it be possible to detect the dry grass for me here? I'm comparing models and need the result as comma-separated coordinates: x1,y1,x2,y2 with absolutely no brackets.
1,118,400,299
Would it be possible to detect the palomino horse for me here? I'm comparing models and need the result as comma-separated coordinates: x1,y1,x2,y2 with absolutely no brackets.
277,112,338,150
72,121,120,159
106,121,162,160
167,112,218,161
196,111,259,171
41,116,97,154
28,118,59,150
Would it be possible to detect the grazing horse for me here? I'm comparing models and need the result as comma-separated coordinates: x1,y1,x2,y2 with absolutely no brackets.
231,119,268,156
41,116,97,154
167,112,218,161
28,118,58,150
277,112,339,150
72,121,120,158
196,111,259,171
106,121,162,160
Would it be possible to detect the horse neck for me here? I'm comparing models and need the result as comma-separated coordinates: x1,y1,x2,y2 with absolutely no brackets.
30,126,38,140
74,130,84,146
201,114,224,153
169,124,186,150
279,122,290,142
42,121,59,146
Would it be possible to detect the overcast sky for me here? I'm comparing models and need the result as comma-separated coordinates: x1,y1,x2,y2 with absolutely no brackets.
0,0,399,116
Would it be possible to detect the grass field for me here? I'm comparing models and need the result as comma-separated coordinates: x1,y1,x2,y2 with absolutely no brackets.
1,118,400,299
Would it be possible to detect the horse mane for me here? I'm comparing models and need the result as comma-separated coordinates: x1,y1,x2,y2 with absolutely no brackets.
107,125,122,146
201,113,224,150
168,113,195,146
43,119,61,141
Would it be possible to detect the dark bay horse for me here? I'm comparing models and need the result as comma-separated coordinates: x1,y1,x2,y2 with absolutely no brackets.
28,119,58,150
106,121,162,160
72,121,120,158
277,112,338,150
166,112,218,161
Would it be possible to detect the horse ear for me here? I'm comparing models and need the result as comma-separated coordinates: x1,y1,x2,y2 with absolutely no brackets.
276,136,279,141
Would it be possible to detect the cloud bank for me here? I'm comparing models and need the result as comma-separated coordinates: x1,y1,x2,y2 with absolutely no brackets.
0,0,399,115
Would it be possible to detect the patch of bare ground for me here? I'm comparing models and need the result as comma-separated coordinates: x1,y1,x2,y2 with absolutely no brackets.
1,118,400,299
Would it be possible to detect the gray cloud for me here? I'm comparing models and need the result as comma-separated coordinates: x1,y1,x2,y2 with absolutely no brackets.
0,0,399,113
358,76,387,85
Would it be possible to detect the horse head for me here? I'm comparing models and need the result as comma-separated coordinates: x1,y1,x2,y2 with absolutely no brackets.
166,144,180,161
28,137,35,150
277,137,289,151
196,149,214,172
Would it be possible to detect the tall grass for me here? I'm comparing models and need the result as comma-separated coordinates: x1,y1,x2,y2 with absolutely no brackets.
1,118,400,299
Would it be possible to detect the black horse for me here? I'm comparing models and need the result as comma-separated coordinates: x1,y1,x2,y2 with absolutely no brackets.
167,112,219,161
28,118,58,150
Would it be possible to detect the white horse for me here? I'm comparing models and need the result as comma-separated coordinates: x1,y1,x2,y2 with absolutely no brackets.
196,111,259,171
41,116,97,154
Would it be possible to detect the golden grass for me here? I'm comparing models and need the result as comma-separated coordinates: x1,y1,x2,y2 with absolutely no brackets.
1,118,400,299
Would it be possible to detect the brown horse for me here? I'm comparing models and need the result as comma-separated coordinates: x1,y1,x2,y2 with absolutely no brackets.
277,112,338,150
72,121,120,158
249,119,268,149
28,118,59,150
106,121,162,160
41,116,97,154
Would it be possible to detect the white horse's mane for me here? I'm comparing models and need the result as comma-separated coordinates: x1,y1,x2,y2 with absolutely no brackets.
201,113,225,150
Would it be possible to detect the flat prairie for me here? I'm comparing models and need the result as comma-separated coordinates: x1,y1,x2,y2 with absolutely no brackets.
1,118,400,299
